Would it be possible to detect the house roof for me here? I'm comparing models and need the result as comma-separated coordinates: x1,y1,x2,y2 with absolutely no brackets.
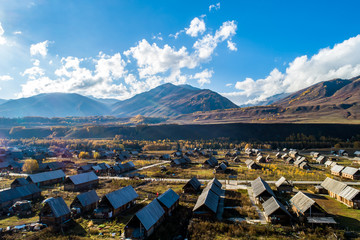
105,185,138,209
289,191,315,213
262,196,291,218
0,184,41,203
208,178,222,188
342,167,360,176
12,177,29,186
245,159,254,166
39,161,64,170
275,176,292,188
184,177,201,190
218,163,227,171
78,164,93,171
251,177,275,198
193,187,219,214
294,157,306,166
330,165,344,173
338,186,360,201
43,197,70,218
27,169,65,183
157,188,179,209
324,160,333,166
75,190,100,207
205,181,222,196
135,199,165,231
320,177,347,195
67,171,98,185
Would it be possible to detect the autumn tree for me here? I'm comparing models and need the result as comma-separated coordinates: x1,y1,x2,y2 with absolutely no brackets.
93,151,100,159
79,151,90,159
22,159,39,173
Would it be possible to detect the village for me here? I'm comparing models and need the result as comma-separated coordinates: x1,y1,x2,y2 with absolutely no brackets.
0,141,359,240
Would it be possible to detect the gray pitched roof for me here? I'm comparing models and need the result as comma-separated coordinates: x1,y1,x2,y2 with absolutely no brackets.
262,196,291,217
136,199,165,231
338,186,360,201
208,178,222,188
289,191,315,213
27,169,65,184
205,181,222,196
43,197,70,218
67,171,98,185
75,190,100,207
0,184,41,203
342,166,360,176
251,177,275,198
193,187,219,214
157,188,179,209
105,185,138,209
330,165,344,173
275,176,292,188
12,177,29,186
184,177,201,190
320,177,347,195
324,160,333,166
245,159,254,166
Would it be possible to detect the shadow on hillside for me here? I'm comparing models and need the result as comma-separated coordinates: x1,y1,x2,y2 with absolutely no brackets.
333,215,360,232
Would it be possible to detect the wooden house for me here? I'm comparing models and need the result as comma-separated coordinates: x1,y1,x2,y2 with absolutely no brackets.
39,197,71,225
245,160,261,170
11,178,29,188
64,171,99,191
324,160,333,168
193,187,219,218
157,188,179,216
294,157,306,168
299,161,310,170
70,190,100,214
289,191,324,217
183,177,201,193
285,157,294,164
275,177,293,193
330,165,344,176
27,169,66,187
321,177,347,199
341,167,360,180
215,162,228,173
316,156,326,164
77,164,94,174
0,184,41,210
256,155,266,163
251,177,275,204
203,157,218,168
262,196,292,224
39,162,64,172
125,199,165,239
338,186,360,209
94,186,138,218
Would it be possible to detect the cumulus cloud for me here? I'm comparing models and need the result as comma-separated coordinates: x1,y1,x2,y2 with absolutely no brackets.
186,17,206,37
13,31,22,35
226,83,233,87
227,40,237,51
0,22,7,45
30,40,49,57
226,34,360,105
209,3,220,12
192,69,213,86
0,75,13,81
193,20,237,59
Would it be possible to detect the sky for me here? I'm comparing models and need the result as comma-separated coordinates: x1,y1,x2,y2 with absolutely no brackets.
0,0,360,105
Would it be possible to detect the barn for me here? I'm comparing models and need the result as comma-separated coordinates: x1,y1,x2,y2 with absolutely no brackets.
70,190,100,214
275,177,293,193
251,177,275,204
157,188,179,216
39,197,71,225
341,167,360,180
183,177,201,193
64,171,99,191
27,169,66,187
262,196,292,224
289,191,324,217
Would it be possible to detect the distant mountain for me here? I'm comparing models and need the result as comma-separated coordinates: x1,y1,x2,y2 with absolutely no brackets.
239,93,291,107
0,93,111,117
87,96,120,106
111,83,238,117
170,75,360,124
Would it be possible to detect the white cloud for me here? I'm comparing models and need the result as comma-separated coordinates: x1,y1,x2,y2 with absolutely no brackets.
13,31,22,35
186,17,206,37
227,40,237,51
21,66,45,80
226,83,233,87
0,22,7,45
209,3,220,12
0,75,13,81
193,20,237,59
192,69,213,86
30,40,49,57
227,34,360,105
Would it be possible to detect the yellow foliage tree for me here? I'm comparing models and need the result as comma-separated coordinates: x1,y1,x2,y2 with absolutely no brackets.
79,151,90,159
93,152,100,159
22,159,39,173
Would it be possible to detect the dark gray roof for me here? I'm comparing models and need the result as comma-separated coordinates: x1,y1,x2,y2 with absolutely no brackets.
275,176,292,188
105,185,138,209
78,164,93,171
67,171,98,185
290,191,315,213
193,187,219,214
251,177,275,198
12,178,29,186
157,188,179,209
205,181,222,196
43,197,70,218
208,178,222,188
218,163,227,170
338,186,360,201
184,177,201,190
27,169,65,183
39,162,64,170
342,166,360,176
330,165,344,173
0,184,41,203
135,199,165,231
320,177,347,195
75,190,100,207
262,196,291,218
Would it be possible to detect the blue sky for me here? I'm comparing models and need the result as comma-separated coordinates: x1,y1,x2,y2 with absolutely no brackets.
0,0,360,105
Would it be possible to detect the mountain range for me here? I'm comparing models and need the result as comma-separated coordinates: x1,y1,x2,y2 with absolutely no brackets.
0,84,238,118
0,75,359,123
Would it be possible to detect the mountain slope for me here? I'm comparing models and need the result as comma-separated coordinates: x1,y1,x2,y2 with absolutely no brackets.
111,83,238,117
0,93,111,117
